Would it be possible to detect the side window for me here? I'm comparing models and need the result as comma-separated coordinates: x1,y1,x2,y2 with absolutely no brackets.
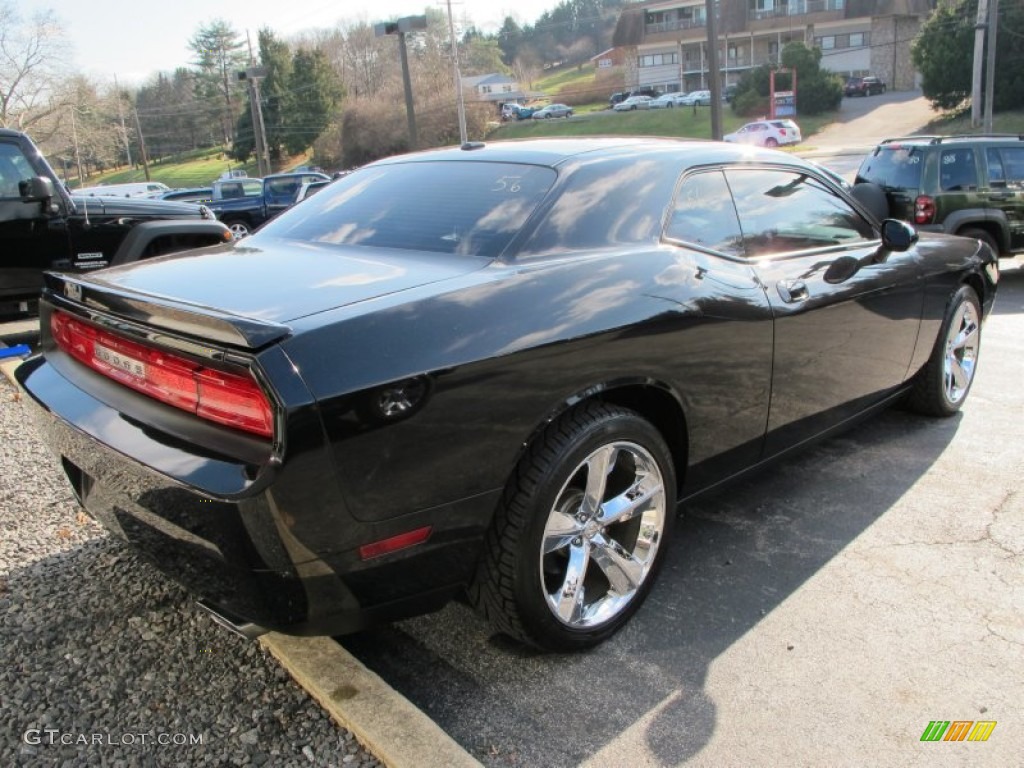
939,148,978,191
997,147,1024,189
725,168,875,257
986,148,1005,184
665,170,743,257
0,141,37,199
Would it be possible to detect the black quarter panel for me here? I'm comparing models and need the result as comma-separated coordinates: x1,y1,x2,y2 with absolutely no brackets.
283,246,774,523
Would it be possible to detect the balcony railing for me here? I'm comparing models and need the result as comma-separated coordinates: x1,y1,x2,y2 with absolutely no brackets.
645,18,707,35
750,0,844,21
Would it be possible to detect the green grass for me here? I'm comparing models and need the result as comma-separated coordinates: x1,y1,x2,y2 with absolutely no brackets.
923,109,1024,135
490,106,835,145
533,63,598,95
73,149,258,190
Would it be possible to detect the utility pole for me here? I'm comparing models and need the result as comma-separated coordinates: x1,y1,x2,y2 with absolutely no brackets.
704,0,723,140
132,107,152,181
971,0,989,128
244,31,271,177
446,0,468,145
983,0,999,133
113,74,133,168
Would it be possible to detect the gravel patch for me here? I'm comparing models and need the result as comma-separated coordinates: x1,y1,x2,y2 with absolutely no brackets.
0,378,383,767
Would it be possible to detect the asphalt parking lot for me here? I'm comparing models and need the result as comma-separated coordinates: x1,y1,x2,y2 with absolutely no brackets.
339,265,1024,766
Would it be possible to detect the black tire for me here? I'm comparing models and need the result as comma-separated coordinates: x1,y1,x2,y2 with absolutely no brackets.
959,227,1000,260
765,137,779,148
906,285,982,417
468,402,676,651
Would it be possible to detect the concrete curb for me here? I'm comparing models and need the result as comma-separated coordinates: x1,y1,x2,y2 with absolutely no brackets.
260,633,481,768
1,358,23,387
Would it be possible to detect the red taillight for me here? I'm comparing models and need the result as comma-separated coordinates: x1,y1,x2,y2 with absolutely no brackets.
51,311,274,438
915,195,935,225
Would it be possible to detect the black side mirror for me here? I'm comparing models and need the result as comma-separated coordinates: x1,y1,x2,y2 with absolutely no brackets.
19,176,55,203
880,219,918,252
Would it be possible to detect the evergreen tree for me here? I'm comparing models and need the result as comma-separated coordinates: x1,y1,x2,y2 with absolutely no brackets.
188,20,246,145
285,48,343,156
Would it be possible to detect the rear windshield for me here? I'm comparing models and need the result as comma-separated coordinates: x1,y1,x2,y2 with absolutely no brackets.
256,161,555,258
857,145,924,190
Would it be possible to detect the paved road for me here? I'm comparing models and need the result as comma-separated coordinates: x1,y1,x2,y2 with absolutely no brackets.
341,268,1023,767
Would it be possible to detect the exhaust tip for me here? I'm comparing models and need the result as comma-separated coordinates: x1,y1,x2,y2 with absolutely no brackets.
197,600,268,641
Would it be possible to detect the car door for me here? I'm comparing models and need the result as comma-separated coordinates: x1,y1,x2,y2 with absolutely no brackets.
985,145,1024,251
723,166,925,456
0,138,72,300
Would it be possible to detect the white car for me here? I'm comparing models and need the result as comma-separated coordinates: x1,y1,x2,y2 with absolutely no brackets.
613,95,653,111
649,92,687,109
678,90,711,106
723,119,802,148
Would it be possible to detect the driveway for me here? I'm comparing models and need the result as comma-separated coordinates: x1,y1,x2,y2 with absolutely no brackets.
808,89,939,150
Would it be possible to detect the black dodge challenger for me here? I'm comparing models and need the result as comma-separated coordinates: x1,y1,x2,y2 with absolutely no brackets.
17,139,998,651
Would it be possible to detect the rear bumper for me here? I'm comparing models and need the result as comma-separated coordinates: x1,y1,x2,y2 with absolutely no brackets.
16,354,494,636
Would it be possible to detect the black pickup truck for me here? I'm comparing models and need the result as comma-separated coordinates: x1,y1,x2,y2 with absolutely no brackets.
208,171,330,238
1,128,231,315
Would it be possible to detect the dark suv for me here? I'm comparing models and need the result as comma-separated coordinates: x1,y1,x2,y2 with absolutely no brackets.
855,134,1024,259
845,76,886,97
1,128,231,314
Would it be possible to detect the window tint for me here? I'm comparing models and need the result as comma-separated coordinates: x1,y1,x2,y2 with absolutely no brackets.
725,168,875,257
665,171,743,256
518,155,678,257
993,147,1024,188
0,141,36,199
858,145,924,190
987,148,1005,183
257,161,555,258
939,148,977,191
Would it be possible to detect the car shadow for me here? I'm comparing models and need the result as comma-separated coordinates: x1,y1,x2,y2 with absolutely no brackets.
338,406,959,766
992,262,1023,315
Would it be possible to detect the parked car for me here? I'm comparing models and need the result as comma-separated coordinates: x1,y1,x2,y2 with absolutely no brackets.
209,171,330,238
159,187,213,204
532,103,573,119
0,128,229,316
845,76,886,97
854,134,1024,259
649,92,687,109
613,95,653,111
608,92,628,108
294,179,331,202
18,138,997,653
724,119,802,147
678,90,711,106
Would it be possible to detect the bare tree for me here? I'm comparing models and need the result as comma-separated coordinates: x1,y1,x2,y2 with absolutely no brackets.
0,1,70,132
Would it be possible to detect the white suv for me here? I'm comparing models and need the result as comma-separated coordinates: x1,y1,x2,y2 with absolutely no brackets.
724,119,802,148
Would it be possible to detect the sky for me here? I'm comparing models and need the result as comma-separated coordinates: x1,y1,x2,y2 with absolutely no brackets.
35,0,561,85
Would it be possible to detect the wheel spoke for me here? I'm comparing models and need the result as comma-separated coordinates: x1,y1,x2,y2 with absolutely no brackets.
599,476,663,527
590,533,645,596
949,356,970,391
554,542,590,623
543,509,583,554
953,321,978,353
580,445,616,518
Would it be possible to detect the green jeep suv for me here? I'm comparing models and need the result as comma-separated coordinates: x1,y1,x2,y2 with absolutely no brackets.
855,134,1024,259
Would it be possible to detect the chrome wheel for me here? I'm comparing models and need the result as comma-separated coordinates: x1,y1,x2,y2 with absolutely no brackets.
943,298,979,406
227,222,250,240
539,441,666,629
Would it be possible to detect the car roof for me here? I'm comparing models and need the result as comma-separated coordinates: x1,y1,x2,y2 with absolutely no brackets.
371,137,809,171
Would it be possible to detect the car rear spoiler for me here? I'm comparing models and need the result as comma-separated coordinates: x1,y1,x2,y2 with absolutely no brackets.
42,273,292,350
